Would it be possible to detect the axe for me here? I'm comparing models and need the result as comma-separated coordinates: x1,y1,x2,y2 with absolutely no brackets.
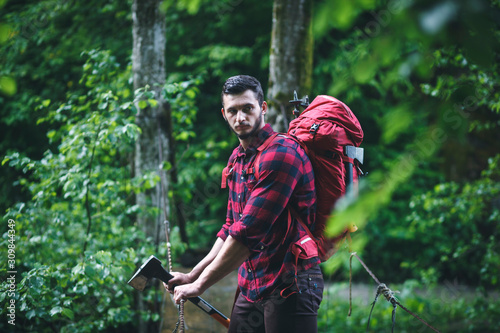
344,145,364,187
128,255,230,328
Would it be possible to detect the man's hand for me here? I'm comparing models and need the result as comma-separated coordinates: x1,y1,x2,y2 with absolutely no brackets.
173,281,205,304
162,238,226,294
163,272,193,294
165,236,249,304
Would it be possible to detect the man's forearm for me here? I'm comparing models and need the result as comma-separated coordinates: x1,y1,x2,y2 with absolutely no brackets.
172,236,250,302
195,236,250,292
188,237,225,280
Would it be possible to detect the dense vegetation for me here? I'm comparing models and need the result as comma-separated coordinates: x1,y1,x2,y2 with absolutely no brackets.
1,0,499,332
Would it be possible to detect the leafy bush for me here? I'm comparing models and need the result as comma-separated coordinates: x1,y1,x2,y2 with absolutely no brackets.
0,50,156,332
404,155,500,287
318,280,500,333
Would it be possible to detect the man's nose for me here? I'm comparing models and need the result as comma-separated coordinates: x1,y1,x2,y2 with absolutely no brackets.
236,110,246,123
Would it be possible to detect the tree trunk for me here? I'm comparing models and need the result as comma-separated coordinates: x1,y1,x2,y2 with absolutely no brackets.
132,0,167,239
132,1,167,332
267,0,313,132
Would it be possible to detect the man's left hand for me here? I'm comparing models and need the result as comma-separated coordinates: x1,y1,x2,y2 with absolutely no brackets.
173,282,204,304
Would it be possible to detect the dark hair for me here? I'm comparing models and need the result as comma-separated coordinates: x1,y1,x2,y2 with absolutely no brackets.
221,75,264,107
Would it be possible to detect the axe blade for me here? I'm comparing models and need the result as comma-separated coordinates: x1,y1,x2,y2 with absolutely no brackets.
127,255,171,291
128,273,148,291
344,146,364,165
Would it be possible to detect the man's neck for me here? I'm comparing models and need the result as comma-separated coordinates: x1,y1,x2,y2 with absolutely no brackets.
239,137,253,150
239,124,266,150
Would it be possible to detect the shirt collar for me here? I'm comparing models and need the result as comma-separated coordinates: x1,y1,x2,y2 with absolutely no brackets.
238,124,274,156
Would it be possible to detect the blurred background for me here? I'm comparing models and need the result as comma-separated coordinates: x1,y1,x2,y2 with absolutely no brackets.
1,0,499,332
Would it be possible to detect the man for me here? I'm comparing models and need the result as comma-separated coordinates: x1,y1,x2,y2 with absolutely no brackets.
166,75,323,332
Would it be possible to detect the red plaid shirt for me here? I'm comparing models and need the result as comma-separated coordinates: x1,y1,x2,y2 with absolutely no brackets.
217,124,319,302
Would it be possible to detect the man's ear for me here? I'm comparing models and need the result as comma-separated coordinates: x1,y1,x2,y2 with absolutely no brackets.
261,101,268,115
221,107,227,122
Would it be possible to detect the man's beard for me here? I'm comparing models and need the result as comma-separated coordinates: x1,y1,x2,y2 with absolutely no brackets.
231,113,263,140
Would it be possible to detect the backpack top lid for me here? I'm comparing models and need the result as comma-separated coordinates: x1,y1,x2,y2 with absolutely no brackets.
299,95,364,147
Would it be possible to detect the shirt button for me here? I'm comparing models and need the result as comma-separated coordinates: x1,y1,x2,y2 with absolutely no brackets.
238,194,241,199
239,213,242,218
260,245,264,250
248,269,252,273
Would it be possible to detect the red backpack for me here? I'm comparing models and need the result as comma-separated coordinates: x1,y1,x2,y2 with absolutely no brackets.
221,95,364,262
287,95,364,261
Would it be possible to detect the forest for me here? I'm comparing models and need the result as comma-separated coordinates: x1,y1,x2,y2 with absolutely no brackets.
1,0,499,332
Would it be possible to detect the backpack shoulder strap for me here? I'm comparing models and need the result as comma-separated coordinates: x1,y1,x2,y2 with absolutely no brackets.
221,133,279,189
221,163,234,189
221,149,239,189
245,133,280,179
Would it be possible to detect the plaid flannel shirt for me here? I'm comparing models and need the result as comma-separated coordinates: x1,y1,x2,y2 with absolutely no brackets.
217,124,319,302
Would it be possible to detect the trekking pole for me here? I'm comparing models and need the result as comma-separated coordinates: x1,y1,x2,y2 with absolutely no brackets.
289,90,309,118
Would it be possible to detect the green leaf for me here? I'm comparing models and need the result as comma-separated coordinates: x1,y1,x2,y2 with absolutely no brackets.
185,88,196,99
176,131,190,141
71,263,85,276
26,309,36,320
161,161,172,171
95,250,112,265
0,23,9,44
380,106,414,143
138,100,148,109
85,264,96,277
98,101,108,110
50,306,63,317
61,308,74,320
0,76,17,96
47,130,56,140
148,98,158,107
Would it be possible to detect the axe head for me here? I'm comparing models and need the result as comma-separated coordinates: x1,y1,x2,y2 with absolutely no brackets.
344,146,364,165
127,255,172,291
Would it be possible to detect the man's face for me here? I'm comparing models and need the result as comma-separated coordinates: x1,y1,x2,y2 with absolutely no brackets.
221,90,267,140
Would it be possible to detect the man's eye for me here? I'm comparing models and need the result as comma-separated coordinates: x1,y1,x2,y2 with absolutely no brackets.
243,106,252,112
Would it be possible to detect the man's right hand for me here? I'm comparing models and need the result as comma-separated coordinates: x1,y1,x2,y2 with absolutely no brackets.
163,272,194,294
163,237,225,294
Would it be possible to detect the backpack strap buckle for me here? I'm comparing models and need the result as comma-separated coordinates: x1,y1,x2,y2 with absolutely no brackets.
310,123,320,134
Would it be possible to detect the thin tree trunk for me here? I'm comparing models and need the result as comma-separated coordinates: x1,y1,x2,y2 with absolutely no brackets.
132,0,167,240
268,0,313,132
167,120,190,245
132,1,167,332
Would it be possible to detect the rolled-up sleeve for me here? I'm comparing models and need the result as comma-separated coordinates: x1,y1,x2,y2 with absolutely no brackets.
216,197,233,241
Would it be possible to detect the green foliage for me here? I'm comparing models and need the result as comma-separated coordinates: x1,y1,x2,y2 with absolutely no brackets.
1,0,500,331
163,76,203,143
0,251,137,332
318,280,500,332
163,75,234,249
0,50,153,332
0,0,132,213
404,155,500,287
317,0,500,287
